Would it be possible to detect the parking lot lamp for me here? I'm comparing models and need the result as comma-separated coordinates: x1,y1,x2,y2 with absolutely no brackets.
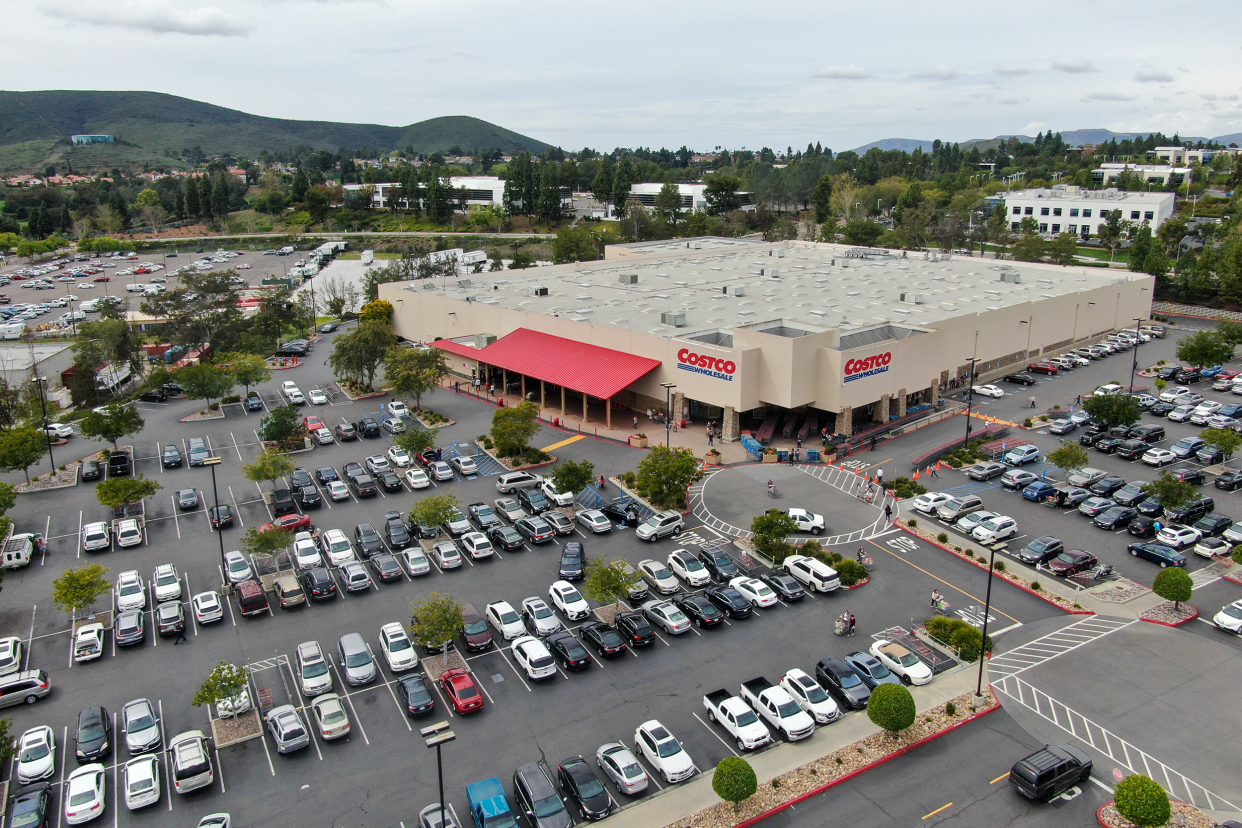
421,721,456,828
1128,315,1145,395
661,382,676,447
962,357,978,450
203,456,226,560
974,544,998,707
30,376,55,471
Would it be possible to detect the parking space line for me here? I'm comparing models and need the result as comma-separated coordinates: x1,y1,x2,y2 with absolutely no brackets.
76,510,82,559
55,725,68,828
496,646,533,692
327,663,372,743
380,676,414,731
111,712,120,828
280,659,324,759
170,496,181,538
230,432,244,461
23,605,35,672
692,711,741,757
227,486,244,526
157,700,173,810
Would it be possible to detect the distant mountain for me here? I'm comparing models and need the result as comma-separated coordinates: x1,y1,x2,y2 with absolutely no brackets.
850,128,1236,156
0,90,551,171
847,138,935,154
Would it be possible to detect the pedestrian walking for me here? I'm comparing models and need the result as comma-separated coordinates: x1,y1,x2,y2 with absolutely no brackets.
870,435,878,451
855,481,865,499
796,435,803,449
646,408,653,421
875,467,884,485
929,465,939,478
707,432,714,447
633,415,639,429
454,381,460,393
848,614,856,636
884,503,893,523
173,627,187,645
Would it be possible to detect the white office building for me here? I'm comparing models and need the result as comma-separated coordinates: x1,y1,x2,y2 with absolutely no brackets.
627,182,755,212
342,176,569,211
1003,186,1176,236
1092,163,1191,186
1151,146,1241,165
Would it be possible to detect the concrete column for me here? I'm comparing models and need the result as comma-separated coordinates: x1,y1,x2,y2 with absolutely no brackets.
839,406,853,436
560,386,565,416
540,380,545,409
672,392,686,426
582,393,588,423
896,388,907,416
521,376,526,401
875,394,890,423
721,407,740,443
606,397,612,429
929,381,939,409
501,368,507,393
940,370,950,388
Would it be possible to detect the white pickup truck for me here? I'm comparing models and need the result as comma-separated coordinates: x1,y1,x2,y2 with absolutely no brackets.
702,689,772,751
738,676,815,741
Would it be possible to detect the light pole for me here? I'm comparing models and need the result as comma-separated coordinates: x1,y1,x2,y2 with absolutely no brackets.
1128,316,1146,394
962,356,979,449
30,376,55,471
202,456,226,561
660,383,676,447
1020,316,1033,368
421,721,456,828
974,543,997,706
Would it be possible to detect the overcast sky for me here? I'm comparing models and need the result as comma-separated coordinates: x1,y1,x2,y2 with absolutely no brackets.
6,0,1241,151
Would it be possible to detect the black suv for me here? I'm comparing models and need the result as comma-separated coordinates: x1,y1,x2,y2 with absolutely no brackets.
1128,424,1165,443
385,513,411,548
1009,745,1092,801
815,656,870,710
1114,440,1148,461
558,542,585,580
512,763,573,828
348,473,378,498
271,488,297,516
696,547,739,581
615,611,656,647
299,567,337,600
293,485,322,509
1165,496,1214,524
356,416,381,438
353,523,384,557
517,488,550,514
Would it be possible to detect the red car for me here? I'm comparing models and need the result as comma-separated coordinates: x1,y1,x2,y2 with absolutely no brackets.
1047,549,1097,575
1216,369,1239,381
303,415,325,432
92,275,111,282
260,513,315,533
1027,362,1059,375
440,668,484,714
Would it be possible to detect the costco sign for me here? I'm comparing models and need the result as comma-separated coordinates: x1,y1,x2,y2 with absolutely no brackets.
677,348,735,382
844,352,892,383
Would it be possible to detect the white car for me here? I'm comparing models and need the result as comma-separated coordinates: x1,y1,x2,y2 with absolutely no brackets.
222,551,252,584
365,455,391,474
1156,524,1201,550
81,521,110,552
1167,405,1195,423
192,592,224,624
460,532,495,560
386,401,409,419
729,576,779,608
596,743,649,796
1142,448,1176,466
1194,536,1230,559
401,547,432,576
0,636,22,675
640,600,691,634
870,640,934,685
431,540,463,569
1213,599,1242,634
667,549,712,586
638,559,680,594
404,468,430,489
73,624,105,663
450,455,478,475
122,754,161,810
387,446,413,468
540,479,575,506
310,694,351,740
521,597,561,637
634,720,695,783
913,492,952,515
786,507,826,535
44,422,74,438
327,480,350,501
308,389,329,405
429,461,454,481
971,384,1005,398
577,509,612,534
780,668,841,724
485,601,525,640
114,519,143,548
152,564,182,602
314,427,334,444
65,764,106,824
115,570,146,611
16,725,56,783
295,641,334,696
512,635,558,680
320,529,356,566
549,580,591,620
972,515,1018,543
292,532,323,569
378,622,419,671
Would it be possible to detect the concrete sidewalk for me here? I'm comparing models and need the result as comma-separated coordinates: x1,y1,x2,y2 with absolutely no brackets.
601,665,988,828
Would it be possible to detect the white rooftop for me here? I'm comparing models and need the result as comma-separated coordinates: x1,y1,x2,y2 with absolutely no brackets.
1006,185,1172,204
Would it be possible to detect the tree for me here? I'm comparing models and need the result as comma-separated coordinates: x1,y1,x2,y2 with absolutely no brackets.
1097,209,1125,262
704,175,742,215
52,563,110,617
210,174,230,222
1200,427,1241,459
841,220,885,246
1175,329,1234,368
1216,319,1242,347
243,449,296,490
410,494,461,537
551,225,598,264
634,446,700,511
1113,774,1172,828
290,169,309,203
536,162,563,225
551,459,595,500
395,427,439,456
184,178,201,217
490,402,541,458
582,557,642,617
750,510,799,561
1047,440,1089,474
304,186,332,226
0,717,17,766
1082,393,1143,430
811,173,834,223
95,476,162,509
867,683,916,739
259,405,307,443
712,757,758,813
0,426,47,484
329,321,396,389
192,663,250,717
223,352,271,394
242,526,291,558
409,592,464,667
653,183,683,227
176,363,235,409
78,403,145,449
1152,567,1193,612
134,188,160,208
1141,472,1197,513
385,345,448,410
359,299,394,325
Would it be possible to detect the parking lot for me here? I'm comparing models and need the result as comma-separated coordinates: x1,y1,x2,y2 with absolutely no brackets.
0,328,1077,827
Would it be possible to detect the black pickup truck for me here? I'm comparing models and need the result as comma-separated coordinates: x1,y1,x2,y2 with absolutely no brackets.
107,448,132,477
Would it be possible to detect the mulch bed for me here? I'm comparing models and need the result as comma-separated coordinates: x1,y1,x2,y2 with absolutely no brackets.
421,650,468,682
1139,601,1200,626
211,710,262,748
1098,800,1216,828
180,409,225,422
15,463,79,493
1086,579,1150,603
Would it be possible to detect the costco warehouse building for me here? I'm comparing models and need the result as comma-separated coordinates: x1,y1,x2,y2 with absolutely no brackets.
379,238,1153,440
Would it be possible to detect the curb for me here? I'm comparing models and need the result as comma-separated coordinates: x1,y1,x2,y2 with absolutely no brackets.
848,577,870,590
897,525,1094,615
179,411,226,422
734,700,1003,828
1096,801,1111,827
1139,606,1200,627
1223,570,1242,586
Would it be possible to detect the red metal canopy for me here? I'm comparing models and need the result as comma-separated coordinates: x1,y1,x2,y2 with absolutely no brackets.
434,328,660,399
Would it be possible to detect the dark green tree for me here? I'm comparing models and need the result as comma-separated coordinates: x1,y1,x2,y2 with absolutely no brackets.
210,173,230,221
184,178,201,217
489,402,540,457
712,757,758,813
551,459,595,498
654,183,683,227
259,405,307,443
1175,330,1234,367
841,220,885,246
536,162,563,225
634,445,700,511
328,321,396,389
751,510,799,562
551,225,598,263
176,363,235,409
704,174,742,215
591,160,613,213
0,426,48,483
811,173,834,223
79,403,145,449
1081,393,1143,429
1152,567,1192,611
1141,472,1197,513
1047,439,1089,474
867,683,916,738
304,186,332,227
198,177,213,218
290,168,309,202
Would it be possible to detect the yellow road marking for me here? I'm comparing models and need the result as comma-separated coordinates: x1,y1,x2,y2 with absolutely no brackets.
865,538,1021,624
990,771,1010,784
922,803,953,820
540,435,584,452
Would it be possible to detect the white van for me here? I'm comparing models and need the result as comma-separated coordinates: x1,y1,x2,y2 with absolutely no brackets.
125,283,146,293
0,323,27,340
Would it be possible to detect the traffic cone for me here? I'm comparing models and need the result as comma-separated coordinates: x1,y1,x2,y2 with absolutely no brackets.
913,470,920,479
853,467,859,475
937,461,943,470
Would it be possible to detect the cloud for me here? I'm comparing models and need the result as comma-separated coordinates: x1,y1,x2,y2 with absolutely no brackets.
998,97,1027,105
1052,58,1097,73
1134,68,1174,83
38,0,250,35
811,64,872,80
993,65,1031,76
911,65,957,81
1202,94,1219,101
1080,91,1138,102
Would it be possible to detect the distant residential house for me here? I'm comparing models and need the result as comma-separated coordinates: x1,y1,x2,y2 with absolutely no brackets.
70,135,114,145
227,166,248,181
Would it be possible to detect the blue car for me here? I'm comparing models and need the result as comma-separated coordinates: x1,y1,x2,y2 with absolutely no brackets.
1022,481,1058,502
1126,542,1187,568
1200,365,1223,377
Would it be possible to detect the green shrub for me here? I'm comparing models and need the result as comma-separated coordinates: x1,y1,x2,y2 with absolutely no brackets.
712,757,758,813
907,519,917,528
944,701,956,716
1233,544,1242,565
937,532,949,543
222,395,242,404
767,541,797,565
888,476,927,499
1030,581,1042,591
993,560,1006,572
924,616,992,662
834,559,868,587
1113,775,1171,827
867,684,916,737
1023,418,1033,427
1039,414,1049,422
520,446,550,464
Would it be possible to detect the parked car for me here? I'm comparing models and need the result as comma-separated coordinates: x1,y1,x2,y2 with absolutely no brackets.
1126,542,1188,568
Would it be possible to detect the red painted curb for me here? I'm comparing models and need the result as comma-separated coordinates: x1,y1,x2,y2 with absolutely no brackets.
1223,571,1242,586
1096,801,1112,827
1140,606,1200,627
897,525,1094,615
848,577,870,589
733,701,1002,828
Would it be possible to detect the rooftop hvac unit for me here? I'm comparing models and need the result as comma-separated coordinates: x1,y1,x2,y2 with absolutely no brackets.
777,249,785,258
457,279,472,288
999,272,1022,284
723,285,746,296
691,241,702,249
660,311,687,327
531,286,549,297
618,273,638,285
768,269,780,278
474,334,497,348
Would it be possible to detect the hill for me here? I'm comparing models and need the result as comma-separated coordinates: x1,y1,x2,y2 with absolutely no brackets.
848,138,935,154
0,90,551,171
851,128,1234,156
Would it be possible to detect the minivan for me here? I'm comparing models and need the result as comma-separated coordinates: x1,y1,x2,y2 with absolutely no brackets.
235,580,270,617
1009,744,1092,800
337,633,377,685
496,471,543,493
0,670,50,708
936,495,984,522
187,437,210,466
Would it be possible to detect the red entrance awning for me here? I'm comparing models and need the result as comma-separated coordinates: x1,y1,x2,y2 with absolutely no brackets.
434,328,661,400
